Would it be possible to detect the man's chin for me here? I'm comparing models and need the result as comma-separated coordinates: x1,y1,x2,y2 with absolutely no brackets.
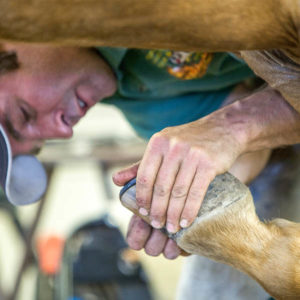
10,138,44,156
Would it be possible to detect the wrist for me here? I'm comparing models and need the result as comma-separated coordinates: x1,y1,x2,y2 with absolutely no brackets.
214,99,255,155
217,87,300,154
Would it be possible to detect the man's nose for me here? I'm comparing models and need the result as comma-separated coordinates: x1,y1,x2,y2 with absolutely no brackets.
53,110,74,138
30,112,74,140
43,122,73,139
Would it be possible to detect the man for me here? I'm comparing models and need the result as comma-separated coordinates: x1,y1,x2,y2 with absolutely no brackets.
0,43,299,298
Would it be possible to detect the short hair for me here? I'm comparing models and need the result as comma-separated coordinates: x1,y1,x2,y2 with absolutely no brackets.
0,49,19,75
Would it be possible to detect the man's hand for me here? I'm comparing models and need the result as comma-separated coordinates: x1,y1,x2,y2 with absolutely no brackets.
114,112,245,233
114,87,300,237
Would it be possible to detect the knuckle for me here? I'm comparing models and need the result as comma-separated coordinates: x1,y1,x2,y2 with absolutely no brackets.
169,139,185,152
198,155,217,172
188,189,201,201
126,237,143,251
187,146,204,158
189,147,214,166
154,183,170,198
167,143,186,160
171,185,188,199
149,132,168,147
135,196,147,207
135,219,150,233
136,176,149,188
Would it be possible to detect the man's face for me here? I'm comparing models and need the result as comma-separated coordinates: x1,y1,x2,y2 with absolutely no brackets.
0,43,117,155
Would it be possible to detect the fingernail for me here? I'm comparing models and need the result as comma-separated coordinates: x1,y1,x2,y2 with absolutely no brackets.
139,208,148,216
151,220,162,229
180,219,188,228
166,223,176,233
165,253,179,260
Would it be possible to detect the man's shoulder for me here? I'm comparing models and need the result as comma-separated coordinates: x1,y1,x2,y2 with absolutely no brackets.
96,47,128,71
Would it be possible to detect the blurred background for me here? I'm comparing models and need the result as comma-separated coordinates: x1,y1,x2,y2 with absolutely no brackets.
0,104,184,300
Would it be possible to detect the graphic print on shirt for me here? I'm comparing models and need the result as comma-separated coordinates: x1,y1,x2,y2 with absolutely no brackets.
146,50,213,80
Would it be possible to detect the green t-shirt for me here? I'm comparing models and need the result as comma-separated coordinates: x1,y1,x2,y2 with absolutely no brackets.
97,48,254,139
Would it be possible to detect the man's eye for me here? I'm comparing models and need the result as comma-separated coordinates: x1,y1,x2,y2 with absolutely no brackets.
78,98,87,109
75,90,88,109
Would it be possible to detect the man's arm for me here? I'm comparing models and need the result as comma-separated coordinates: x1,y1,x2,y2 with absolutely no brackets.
114,87,300,237
0,0,298,51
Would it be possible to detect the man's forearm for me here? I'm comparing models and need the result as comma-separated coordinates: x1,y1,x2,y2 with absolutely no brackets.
219,87,300,154
0,0,298,51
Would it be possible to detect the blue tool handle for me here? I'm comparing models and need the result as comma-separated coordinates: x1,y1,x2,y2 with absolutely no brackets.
119,177,136,199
